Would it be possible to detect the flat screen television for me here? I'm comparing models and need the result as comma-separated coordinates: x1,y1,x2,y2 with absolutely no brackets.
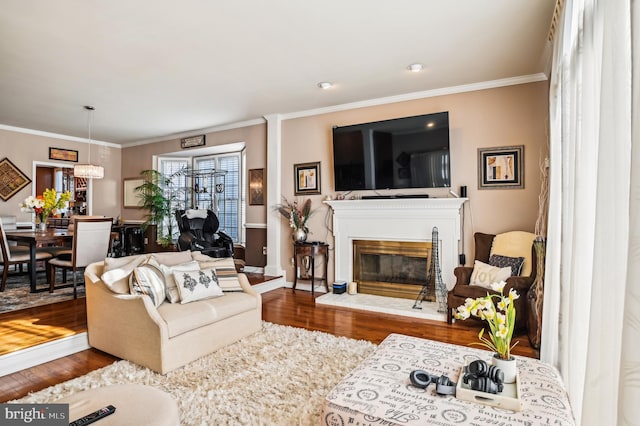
332,112,450,191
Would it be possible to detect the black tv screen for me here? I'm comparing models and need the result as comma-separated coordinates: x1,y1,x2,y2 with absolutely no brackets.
332,112,450,191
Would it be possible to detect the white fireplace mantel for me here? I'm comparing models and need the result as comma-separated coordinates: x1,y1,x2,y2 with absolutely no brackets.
326,198,467,290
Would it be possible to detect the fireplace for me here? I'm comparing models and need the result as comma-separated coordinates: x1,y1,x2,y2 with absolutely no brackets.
325,198,466,294
353,240,433,300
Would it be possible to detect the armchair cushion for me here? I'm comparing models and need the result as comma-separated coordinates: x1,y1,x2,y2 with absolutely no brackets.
488,254,525,276
490,231,536,276
469,260,512,289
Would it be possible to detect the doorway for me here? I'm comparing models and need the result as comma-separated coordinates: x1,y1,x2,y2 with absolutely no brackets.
33,162,80,216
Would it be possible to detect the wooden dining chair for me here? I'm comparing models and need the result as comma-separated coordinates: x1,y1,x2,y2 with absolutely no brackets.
47,217,113,298
0,221,53,291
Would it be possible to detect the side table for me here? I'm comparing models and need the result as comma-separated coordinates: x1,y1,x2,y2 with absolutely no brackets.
293,242,329,295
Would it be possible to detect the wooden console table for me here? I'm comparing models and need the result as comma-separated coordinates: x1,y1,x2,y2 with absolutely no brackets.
293,242,329,295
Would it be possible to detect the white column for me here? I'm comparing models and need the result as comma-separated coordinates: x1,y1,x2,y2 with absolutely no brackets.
263,114,285,277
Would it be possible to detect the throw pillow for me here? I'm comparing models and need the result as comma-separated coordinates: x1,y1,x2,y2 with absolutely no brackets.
490,231,536,276
469,260,512,290
129,264,166,307
150,251,193,266
150,260,200,303
174,268,224,303
194,256,243,292
101,254,148,294
489,254,525,276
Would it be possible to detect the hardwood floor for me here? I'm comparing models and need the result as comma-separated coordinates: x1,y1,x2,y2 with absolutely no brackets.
0,286,538,403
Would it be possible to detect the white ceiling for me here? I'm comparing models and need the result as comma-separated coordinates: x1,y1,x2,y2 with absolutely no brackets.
0,1,556,146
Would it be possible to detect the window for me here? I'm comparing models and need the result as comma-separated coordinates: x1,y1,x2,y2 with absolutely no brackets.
194,152,243,242
156,150,245,244
158,157,189,240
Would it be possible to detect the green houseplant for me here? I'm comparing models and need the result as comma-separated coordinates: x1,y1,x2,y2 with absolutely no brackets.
135,169,186,247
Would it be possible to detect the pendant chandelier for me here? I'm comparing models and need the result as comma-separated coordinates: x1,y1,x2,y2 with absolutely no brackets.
74,105,104,179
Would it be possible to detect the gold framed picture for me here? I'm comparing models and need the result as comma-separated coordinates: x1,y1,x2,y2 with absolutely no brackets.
294,162,321,195
478,146,524,189
248,168,265,205
123,178,145,208
49,147,78,162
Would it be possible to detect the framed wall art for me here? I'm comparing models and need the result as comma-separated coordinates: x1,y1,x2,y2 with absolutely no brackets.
0,157,31,201
294,162,321,195
180,135,206,149
49,147,78,162
123,178,145,208
477,145,524,189
248,168,265,205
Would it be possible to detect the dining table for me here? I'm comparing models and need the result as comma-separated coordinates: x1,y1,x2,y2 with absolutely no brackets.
4,228,73,293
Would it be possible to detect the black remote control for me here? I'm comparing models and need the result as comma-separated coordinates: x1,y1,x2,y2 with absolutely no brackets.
69,405,116,426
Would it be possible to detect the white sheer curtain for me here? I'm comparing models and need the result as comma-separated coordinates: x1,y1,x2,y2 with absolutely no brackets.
542,0,637,424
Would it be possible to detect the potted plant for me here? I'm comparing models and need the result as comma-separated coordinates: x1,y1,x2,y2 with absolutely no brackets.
454,281,520,383
135,169,186,247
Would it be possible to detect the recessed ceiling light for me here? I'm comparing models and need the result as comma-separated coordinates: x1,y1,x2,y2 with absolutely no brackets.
317,82,333,90
408,63,424,72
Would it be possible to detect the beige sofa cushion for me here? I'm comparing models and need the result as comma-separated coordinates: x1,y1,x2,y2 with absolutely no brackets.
129,264,166,307
194,256,242,292
151,251,193,266
175,268,224,304
157,292,258,338
149,259,200,303
101,254,148,294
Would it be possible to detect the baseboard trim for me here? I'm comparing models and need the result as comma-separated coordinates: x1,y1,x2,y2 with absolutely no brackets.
253,276,286,293
283,281,329,294
0,332,90,377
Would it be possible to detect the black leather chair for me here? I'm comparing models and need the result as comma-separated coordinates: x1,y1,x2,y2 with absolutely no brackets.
175,209,234,258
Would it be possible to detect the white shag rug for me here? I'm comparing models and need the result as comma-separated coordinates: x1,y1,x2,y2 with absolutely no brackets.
13,322,377,425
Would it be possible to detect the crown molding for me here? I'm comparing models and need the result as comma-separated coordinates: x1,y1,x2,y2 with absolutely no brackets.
121,117,267,148
0,124,121,148
281,73,548,121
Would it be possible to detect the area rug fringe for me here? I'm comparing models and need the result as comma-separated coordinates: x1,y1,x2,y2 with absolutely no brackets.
13,322,377,425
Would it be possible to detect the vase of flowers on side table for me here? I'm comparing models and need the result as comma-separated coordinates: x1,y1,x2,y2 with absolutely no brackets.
20,188,72,231
276,197,315,242
454,281,520,383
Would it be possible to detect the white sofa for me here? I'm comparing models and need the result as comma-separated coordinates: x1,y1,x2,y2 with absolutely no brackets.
84,253,262,374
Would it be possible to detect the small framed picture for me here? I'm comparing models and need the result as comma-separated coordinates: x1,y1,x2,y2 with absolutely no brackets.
248,168,265,205
49,147,78,162
294,161,321,195
180,135,206,149
478,145,524,189
123,178,145,208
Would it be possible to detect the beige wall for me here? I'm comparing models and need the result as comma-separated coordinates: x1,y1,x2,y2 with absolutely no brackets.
0,129,121,222
1,80,547,277
121,123,267,223
279,81,549,282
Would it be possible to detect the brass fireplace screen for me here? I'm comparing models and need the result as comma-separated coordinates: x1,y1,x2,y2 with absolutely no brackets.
353,239,433,300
